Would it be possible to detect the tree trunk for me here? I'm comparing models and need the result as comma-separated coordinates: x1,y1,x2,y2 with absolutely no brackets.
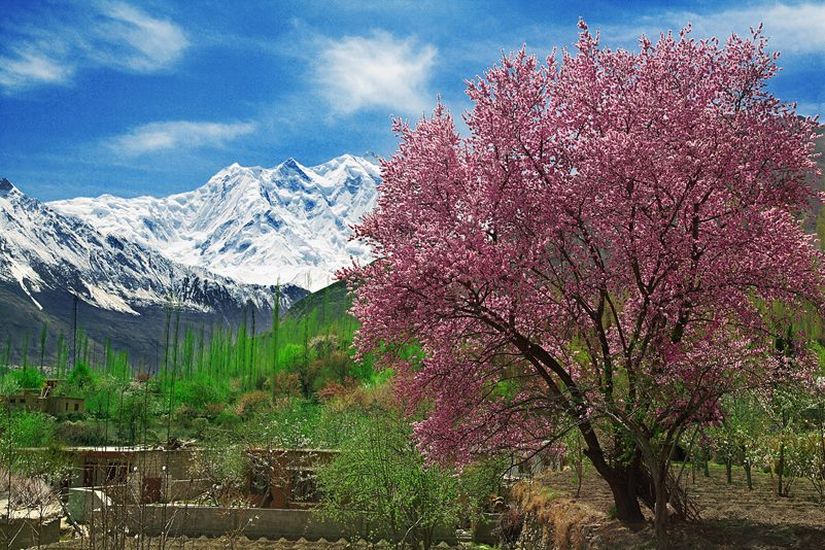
585,447,645,523
605,470,645,523
649,458,671,549
777,443,786,497
744,462,753,490
654,483,669,548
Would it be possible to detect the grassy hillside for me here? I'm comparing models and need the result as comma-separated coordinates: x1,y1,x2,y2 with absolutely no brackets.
286,280,352,324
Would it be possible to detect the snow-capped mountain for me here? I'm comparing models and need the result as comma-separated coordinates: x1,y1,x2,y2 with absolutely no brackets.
0,177,305,316
50,154,380,291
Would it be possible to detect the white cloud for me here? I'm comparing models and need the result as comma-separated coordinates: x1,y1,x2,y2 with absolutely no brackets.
91,2,189,72
315,31,437,115
0,2,189,93
604,2,825,55
108,121,256,156
0,47,74,89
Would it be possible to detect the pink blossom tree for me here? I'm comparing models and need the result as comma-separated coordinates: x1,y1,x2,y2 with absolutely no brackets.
342,22,823,538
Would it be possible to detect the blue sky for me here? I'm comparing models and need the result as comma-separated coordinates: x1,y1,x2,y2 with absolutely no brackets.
1,0,824,201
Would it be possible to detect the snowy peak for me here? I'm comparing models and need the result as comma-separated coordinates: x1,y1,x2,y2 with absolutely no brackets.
0,179,304,316
0,178,15,194
49,154,381,291
279,157,309,176
313,153,380,178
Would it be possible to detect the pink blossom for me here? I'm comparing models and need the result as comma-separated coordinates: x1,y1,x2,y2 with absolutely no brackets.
340,23,824,465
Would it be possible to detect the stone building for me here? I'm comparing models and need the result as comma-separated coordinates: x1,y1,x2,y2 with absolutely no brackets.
1,379,85,416
60,445,202,503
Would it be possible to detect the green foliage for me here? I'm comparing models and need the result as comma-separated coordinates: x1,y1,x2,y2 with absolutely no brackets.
0,280,389,447
317,411,460,549
277,343,305,371
0,375,20,397
8,367,44,390
66,362,95,391
242,399,325,447
172,373,230,410
54,419,107,446
457,456,508,524
2,411,56,448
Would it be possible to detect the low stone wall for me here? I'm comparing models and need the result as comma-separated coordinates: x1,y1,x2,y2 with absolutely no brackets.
93,505,458,543
69,478,210,512
0,517,61,549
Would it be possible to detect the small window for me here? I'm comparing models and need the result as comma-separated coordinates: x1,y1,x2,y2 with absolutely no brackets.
74,403,79,411
65,403,69,411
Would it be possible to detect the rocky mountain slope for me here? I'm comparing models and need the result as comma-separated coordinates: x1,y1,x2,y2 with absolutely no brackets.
0,177,306,363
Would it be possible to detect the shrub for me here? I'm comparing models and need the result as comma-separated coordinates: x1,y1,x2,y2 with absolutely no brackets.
271,371,301,398
55,420,107,446
215,409,242,428
235,390,270,417
317,411,460,548
175,374,229,410
66,362,95,391
7,411,55,447
9,367,44,390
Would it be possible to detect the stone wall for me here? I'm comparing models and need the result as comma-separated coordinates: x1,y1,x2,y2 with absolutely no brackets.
92,504,459,543
0,517,61,549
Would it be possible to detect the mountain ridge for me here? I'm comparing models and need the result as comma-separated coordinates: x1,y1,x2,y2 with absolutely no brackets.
49,154,380,291
0,179,307,363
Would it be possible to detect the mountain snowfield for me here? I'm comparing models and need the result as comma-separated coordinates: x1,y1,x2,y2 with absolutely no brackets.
50,154,381,291
0,177,303,316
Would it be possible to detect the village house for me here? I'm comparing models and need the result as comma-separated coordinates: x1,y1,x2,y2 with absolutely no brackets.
59,445,335,508
1,379,85,416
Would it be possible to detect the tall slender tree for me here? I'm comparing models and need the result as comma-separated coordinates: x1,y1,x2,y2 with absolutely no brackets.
272,285,282,399
38,322,48,374
71,293,78,370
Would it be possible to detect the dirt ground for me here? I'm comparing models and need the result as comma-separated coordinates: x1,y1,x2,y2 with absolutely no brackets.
539,462,825,549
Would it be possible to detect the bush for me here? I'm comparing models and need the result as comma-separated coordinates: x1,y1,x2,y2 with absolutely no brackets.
215,409,242,428
174,374,229,410
317,411,459,549
243,399,325,447
235,390,270,417
55,420,107,446
66,362,95,391
6,411,55,447
8,367,44,390
271,371,301,398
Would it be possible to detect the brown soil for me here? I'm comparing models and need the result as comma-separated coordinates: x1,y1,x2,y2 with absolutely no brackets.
537,462,825,549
